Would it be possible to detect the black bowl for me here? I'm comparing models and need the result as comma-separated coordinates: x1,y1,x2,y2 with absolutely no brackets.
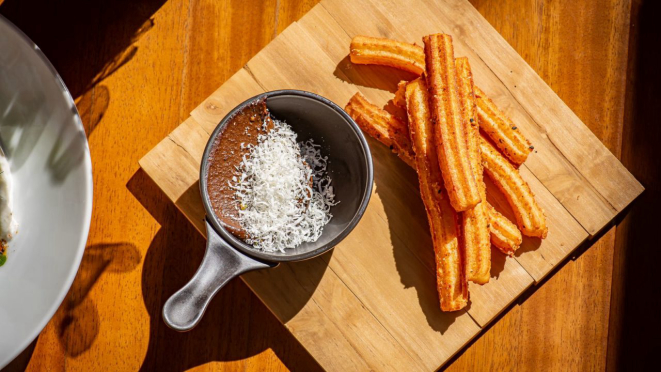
201,90,374,261
163,90,373,331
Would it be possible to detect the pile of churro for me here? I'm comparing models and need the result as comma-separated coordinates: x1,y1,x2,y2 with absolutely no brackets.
345,35,548,311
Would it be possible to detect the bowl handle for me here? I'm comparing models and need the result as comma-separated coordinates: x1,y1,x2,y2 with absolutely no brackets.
162,219,274,331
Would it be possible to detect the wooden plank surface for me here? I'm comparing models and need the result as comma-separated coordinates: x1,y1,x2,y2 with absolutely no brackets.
1,0,639,370
322,0,628,237
141,112,483,370
139,0,638,369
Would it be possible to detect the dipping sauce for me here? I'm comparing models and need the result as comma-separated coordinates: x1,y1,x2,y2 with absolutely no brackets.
205,99,273,240
205,99,336,252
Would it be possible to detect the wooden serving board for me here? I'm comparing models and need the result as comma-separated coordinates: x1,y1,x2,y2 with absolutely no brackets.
139,0,643,370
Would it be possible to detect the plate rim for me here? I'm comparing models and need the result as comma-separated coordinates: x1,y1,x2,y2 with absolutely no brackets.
0,14,93,369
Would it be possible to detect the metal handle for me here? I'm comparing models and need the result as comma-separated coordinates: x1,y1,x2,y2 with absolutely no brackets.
162,220,274,331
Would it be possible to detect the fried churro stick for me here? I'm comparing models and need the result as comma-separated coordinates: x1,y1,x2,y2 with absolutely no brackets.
405,78,468,311
480,135,548,238
346,93,523,253
487,204,523,256
350,36,425,76
348,36,532,166
474,87,531,165
345,92,415,168
456,57,490,284
394,80,408,108
424,34,481,212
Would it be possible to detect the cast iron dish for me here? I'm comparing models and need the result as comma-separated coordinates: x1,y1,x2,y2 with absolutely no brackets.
163,90,374,331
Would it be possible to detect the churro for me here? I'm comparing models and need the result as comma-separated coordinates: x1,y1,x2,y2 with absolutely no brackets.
405,78,468,311
487,204,523,256
424,34,481,212
350,36,425,76
456,57,490,284
347,37,533,167
345,93,523,253
474,86,532,166
345,92,415,168
480,134,548,238
394,80,408,108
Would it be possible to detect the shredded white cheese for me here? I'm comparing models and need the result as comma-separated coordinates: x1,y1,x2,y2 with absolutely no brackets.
230,118,336,252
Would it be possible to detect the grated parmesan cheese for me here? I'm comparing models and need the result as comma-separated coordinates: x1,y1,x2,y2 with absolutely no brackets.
230,117,337,252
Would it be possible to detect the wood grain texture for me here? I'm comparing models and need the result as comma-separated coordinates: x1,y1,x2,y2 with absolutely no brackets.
2,0,321,371
608,0,661,369
317,0,590,286
139,0,638,370
447,0,633,370
1,0,637,371
142,114,464,371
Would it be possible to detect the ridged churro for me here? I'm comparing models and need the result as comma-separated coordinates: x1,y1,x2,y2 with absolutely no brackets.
424,34,481,212
345,92,415,168
345,92,523,253
474,87,532,166
405,78,468,311
487,204,523,256
394,80,408,108
350,36,425,76
480,135,548,238
347,37,533,167
456,57,490,284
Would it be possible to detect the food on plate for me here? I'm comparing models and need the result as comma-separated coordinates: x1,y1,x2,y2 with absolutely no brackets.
345,92,523,253
350,36,425,76
206,99,336,252
0,153,18,267
474,86,532,166
480,134,548,238
455,57,490,284
405,78,468,311
345,92,415,168
487,204,523,256
423,34,481,212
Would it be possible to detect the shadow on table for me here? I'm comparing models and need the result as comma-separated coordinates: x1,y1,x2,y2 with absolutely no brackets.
127,169,323,371
2,242,140,370
2,339,37,372
0,0,162,141
0,0,163,99
57,243,141,357
608,0,661,369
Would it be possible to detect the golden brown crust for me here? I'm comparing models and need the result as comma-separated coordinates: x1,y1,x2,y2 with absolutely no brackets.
455,57,490,284
480,134,548,238
423,34,481,212
346,91,523,254
347,36,532,168
393,80,408,108
405,78,468,311
350,36,425,76
345,92,415,168
474,86,532,166
487,204,523,256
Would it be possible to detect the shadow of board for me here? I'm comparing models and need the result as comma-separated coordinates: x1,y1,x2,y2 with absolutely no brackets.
610,0,661,369
369,141,466,334
127,169,324,371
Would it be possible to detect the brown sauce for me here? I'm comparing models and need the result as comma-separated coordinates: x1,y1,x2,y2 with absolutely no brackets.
205,99,273,240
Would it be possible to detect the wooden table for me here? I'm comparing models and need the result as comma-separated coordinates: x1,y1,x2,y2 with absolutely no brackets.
1,0,648,370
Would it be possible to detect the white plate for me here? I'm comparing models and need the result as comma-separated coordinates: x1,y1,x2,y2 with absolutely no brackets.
0,16,93,367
